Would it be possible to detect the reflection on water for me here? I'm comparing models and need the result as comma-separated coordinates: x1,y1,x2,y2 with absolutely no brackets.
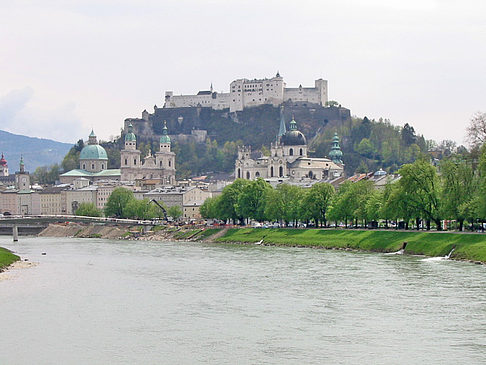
1,237,485,365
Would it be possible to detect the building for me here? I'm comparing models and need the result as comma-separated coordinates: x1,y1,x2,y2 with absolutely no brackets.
235,109,344,181
120,122,176,185
144,186,211,220
60,130,121,184
164,72,328,112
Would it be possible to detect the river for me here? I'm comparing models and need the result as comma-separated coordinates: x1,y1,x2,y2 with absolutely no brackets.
1,237,485,364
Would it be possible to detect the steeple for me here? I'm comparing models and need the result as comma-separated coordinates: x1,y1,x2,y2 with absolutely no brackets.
329,133,343,164
88,129,97,145
19,156,25,173
159,120,171,147
289,115,297,131
278,106,287,138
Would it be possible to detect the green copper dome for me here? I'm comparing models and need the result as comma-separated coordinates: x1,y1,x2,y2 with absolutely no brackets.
125,123,136,142
80,145,108,160
159,121,171,144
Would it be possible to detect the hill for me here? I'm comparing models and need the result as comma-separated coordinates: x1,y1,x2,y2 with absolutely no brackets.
122,102,436,177
0,130,72,172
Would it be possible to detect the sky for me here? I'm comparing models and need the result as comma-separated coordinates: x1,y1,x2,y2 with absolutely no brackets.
1,0,485,145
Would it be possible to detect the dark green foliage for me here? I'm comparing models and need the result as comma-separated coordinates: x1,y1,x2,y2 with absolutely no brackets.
104,188,134,218
311,117,431,175
33,164,60,184
167,205,183,220
75,202,102,217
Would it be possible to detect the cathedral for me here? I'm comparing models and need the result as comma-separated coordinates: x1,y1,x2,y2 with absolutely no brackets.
120,122,176,185
235,109,344,181
60,123,176,185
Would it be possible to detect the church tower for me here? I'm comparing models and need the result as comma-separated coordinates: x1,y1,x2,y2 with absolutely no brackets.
329,133,343,164
120,123,142,181
15,156,30,190
0,153,8,176
155,121,176,185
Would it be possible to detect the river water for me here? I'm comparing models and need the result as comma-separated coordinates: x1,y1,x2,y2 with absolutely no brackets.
1,237,485,364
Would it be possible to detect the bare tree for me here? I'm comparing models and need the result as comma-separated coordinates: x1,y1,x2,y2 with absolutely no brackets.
466,112,486,148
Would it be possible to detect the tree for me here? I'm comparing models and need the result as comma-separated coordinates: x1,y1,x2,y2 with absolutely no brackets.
356,138,375,158
124,199,161,220
264,184,303,225
440,159,477,230
168,205,183,221
301,182,334,227
75,203,102,217
466,111,486,149
33,164,60,184
104,187,134,218
401,123,417,146
237,178,272,222
217,179,249,224
200,196,220,220
398,159,442,230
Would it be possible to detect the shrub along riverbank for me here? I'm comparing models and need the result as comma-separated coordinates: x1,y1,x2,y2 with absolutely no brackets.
0,247,20,272
216,228,486,263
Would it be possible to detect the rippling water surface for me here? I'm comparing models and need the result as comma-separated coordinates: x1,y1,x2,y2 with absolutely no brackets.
1,237,485,364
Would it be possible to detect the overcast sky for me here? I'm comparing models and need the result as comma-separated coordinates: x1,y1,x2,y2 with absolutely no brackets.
1,0,485,145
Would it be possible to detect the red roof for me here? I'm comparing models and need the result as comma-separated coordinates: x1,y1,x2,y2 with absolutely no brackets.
0,154,7,167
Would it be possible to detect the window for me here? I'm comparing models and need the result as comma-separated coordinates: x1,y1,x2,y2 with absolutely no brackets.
101,164,104,169
300,148,303,156
238,168,241,178
91,164,95,170
125,159,128,165
289,148,294,156
169,160,171,167
246,171,250,179
279,166,283,177
82,164,86,169
255,172,260,178
134,159,137,165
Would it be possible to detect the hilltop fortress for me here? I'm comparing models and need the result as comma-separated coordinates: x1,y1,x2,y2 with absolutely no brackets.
164,72,328,112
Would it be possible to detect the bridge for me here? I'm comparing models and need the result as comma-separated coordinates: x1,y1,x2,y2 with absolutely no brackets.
0,215,165,240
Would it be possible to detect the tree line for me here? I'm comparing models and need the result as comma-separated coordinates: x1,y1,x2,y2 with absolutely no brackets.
200,146,486,231
75,187,183,221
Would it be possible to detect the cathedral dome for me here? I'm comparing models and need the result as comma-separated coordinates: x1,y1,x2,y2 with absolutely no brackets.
281,130,307,146
79,130,108,160
79,145,108,160
280,117,306,146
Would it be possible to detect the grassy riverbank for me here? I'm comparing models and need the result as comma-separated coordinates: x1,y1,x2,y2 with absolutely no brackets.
217,228,486,263
0,247,20,272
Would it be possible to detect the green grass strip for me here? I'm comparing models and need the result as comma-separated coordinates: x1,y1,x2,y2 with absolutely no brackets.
0,247,20,272
216,228,486,263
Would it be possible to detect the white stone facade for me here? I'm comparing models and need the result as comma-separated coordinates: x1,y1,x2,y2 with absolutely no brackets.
163,74,328,112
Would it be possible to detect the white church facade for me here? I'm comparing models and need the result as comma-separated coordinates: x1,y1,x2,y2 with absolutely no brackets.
235,109,344,181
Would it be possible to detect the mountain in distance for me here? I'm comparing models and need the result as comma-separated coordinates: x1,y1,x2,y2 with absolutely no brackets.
0,130,72,172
